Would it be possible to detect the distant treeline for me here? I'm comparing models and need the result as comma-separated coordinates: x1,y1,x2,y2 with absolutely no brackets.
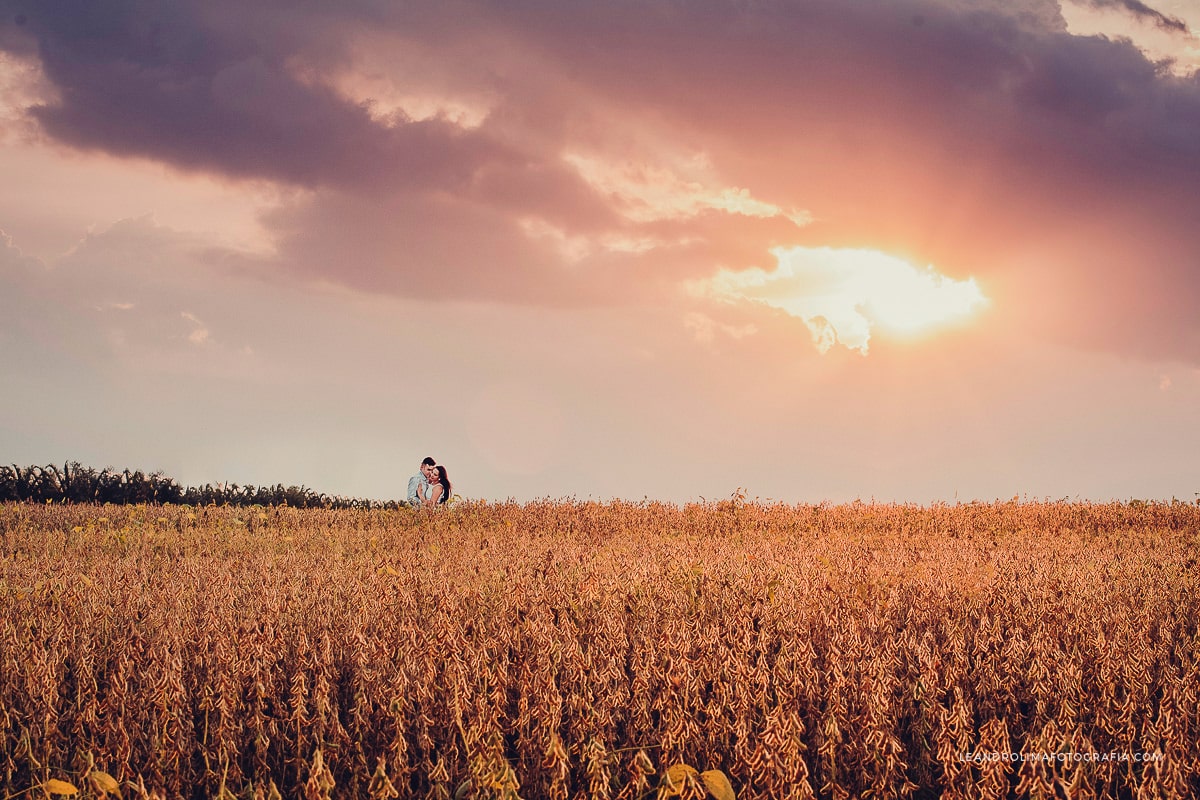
0,463,401,509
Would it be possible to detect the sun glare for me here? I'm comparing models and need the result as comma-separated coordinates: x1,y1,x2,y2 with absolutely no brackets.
693,246,989,354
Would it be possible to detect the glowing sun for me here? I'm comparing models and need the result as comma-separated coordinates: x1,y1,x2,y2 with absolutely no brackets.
693,246,989,354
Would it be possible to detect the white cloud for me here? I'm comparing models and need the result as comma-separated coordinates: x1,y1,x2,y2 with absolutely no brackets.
683,311,758,345
563,152,811,226
690,246,989,354
1061,0,1200,75
519,216,693,261
0,51,57,143
288,33,496,130
518,217,591,262
182,312,210,345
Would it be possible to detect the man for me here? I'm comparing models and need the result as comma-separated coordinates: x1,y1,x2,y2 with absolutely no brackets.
406,457,437,508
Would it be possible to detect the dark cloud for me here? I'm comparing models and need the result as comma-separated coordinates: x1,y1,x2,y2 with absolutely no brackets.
3,0,1200,361
1,0,513,189
256,189,592,306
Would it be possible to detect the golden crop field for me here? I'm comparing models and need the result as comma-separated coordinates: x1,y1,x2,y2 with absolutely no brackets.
1,499,1198,800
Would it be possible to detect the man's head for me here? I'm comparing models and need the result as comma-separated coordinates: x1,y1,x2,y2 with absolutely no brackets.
421,456,436,481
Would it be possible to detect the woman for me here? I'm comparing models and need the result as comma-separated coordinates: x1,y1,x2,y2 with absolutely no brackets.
424,465,452,507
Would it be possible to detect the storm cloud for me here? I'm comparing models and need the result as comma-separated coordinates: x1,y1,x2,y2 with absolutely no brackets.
3,0,1199,361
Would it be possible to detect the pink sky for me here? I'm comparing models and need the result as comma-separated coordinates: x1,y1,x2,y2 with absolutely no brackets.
2,0,1198,502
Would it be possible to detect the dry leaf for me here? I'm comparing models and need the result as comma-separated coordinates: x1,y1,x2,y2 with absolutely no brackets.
700,770,736,800
43,779,79,796
661,764,699,797
87,769,121,798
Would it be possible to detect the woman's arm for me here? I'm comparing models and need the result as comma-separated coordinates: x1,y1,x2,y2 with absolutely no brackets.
425,484,444,506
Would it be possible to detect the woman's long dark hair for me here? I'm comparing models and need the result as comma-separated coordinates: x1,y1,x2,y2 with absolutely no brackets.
435,465,451,504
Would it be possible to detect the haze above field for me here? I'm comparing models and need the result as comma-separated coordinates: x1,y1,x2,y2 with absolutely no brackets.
2,0,1198,503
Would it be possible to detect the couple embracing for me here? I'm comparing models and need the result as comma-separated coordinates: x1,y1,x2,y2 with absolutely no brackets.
406,456,452,507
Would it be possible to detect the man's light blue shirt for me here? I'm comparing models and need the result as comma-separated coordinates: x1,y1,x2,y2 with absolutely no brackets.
406,473,429,506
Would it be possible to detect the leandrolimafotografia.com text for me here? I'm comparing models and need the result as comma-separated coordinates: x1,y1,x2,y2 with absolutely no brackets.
959,751,1164,764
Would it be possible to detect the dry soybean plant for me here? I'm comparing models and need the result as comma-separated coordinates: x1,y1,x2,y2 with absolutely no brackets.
1,499,1198,799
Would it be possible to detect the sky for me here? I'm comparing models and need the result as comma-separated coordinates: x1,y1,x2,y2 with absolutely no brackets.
1,0,1198,504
